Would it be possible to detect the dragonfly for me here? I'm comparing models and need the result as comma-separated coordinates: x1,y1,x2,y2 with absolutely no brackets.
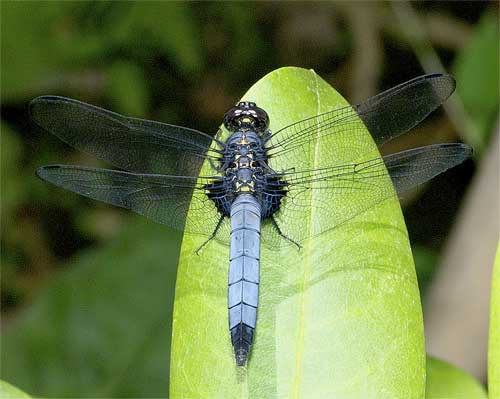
31,73,472,366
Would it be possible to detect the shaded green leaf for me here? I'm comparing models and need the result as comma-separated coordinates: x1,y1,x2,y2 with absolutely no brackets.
413,244,439,296
217,3,265,70
106,61,149,116
109,3,203,75
0,123,24,221
426,356,487,399
171,67,424,398
1,219,180,397
453,10,499,153
0,2,108,100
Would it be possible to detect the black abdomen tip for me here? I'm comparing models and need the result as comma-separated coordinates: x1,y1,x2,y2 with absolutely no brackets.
235,348,248,366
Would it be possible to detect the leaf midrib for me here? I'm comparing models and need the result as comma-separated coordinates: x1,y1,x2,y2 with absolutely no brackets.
292,70,322,398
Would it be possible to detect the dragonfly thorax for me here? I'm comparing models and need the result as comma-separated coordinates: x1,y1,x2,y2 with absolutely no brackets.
206,121,273,217
225,131,264,194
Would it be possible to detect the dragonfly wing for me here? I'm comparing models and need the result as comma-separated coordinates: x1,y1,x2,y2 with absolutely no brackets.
384,143,472,193
265,74,455,172
36,165,230,242
30,96,223,175
355,74,455,145
267,143,471,245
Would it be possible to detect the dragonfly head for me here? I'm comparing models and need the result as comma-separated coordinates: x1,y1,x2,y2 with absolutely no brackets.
223,101,269,133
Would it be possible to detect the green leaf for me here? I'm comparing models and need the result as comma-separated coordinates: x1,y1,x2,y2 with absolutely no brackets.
1,219,179,397
109,3,203,76
0,380,32,399
489,241,500,398
0,123,24,221
171,67,424,398
413,244,439,296
425,357,487,399
106,61,149,116
453,10,499,153
0,2,108,101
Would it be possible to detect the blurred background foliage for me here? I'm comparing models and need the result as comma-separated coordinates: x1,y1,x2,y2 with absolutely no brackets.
1,1,498,397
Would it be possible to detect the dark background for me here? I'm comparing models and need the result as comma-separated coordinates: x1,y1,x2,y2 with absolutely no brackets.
1,1,498,397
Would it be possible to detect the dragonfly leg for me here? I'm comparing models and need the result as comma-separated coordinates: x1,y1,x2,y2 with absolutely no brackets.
262,129,272,143
269,166,295,176
271,217,301,250
207,129,226,172
195,214,225,256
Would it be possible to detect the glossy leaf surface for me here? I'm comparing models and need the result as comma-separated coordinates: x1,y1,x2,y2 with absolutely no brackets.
0,380,32,399
489,242,500,399
426,357,487,399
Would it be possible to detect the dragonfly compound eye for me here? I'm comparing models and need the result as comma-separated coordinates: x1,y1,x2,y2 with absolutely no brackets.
223,102,269,133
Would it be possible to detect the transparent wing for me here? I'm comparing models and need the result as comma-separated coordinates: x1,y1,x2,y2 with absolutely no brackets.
265,74,456,173
30,96,224,176
36,165,231,241
266,143,471,245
